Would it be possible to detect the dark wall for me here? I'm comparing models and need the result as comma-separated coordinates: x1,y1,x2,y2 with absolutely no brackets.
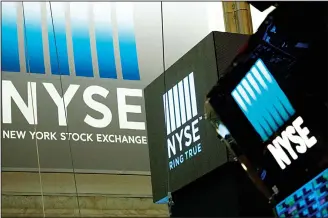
171,162,275,217
145,32,228,202
145,31,249,202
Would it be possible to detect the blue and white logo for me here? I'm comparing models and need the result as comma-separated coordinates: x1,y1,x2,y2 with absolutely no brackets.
162,72,202,170
231,58,295,141
163,72,198,136
2,2,140,80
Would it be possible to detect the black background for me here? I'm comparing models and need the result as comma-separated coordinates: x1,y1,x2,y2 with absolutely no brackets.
171,162,274,217
208,2,328,203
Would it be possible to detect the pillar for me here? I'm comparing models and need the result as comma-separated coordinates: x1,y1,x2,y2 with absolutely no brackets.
222,2,253,34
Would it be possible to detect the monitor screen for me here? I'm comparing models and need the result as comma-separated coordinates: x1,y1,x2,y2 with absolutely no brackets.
275,169,328,217
207,3,327,203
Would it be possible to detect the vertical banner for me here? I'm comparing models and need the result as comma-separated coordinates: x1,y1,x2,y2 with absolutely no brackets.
70,2,93,77
116,2,140,81
23,2,45,74
47,2,70,75
2,2,20,72
93,3,117,79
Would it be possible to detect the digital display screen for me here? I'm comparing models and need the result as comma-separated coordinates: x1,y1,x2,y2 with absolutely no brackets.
207,4,328,203
144,32,249,202
275,169,328,217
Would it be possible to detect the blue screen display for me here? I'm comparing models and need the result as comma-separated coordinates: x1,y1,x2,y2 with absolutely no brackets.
275,169,328,217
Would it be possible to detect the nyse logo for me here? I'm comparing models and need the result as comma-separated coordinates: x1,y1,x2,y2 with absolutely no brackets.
2,2,144,131
267,116,317,170
2,2,139,80
232,59,317,170
232,58,295,142
163,72,202,170
2,80,145,130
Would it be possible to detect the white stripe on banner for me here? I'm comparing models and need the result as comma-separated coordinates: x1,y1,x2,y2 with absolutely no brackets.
232,90,247,112
188,72,198,117
241,79,256,100
251,66,268,90
163,72,198,135
256,59,272,83
178,80,187,125
183,76,192,121
163,93,171,135
246,73,261,95
173,85,181,128
237,85,251,106
168,89,176,133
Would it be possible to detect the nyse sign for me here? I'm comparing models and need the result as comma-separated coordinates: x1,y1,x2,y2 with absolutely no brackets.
1,76,147,145
163,72,203,170
267,116,317,170
1,75,147,145
232,59,318,170
2,2,139,80
1,2,147,146
2,80,145,130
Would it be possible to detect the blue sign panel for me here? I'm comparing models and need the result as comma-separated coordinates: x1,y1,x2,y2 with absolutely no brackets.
1,2,140,81
232,58,295,141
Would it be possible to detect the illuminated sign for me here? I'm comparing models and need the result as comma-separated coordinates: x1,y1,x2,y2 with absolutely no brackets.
232,59,318,170
231,58,295,142
163,72,202,170
2,2,140,80
275,169,328,217
2,2,146,146
267,116,317,170
2,81,145,130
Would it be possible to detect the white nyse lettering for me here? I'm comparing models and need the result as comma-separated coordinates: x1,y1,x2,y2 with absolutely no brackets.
267,116,317,170
167,138,176,159
267,142,292,170
83,86,112,128
285,126,307,154
43,83,80,126
191,119,200,142
2,80,37,124
293,116,317,148
117,88,145,130
274,132,299,160
175,129,184,152
184,125,192,147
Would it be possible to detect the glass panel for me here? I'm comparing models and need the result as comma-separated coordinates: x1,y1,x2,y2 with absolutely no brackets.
39,2,80,217
2,2,45,217
0,1,232,216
